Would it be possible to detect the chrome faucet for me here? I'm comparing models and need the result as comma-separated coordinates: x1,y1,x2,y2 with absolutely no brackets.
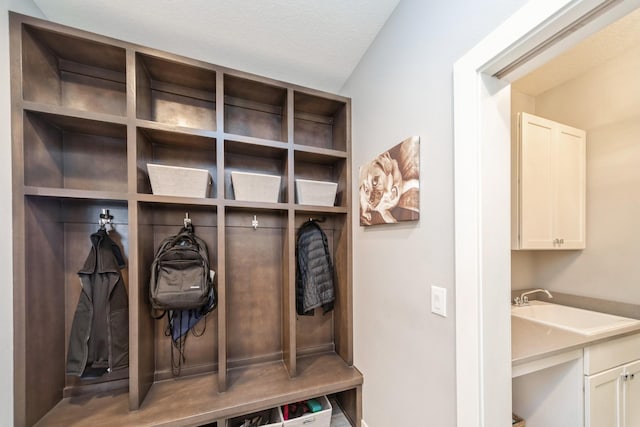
513,288,553,306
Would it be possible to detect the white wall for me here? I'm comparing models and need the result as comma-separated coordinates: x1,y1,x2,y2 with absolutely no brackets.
0,1,45,425
511,46,640,305
340,0,528,425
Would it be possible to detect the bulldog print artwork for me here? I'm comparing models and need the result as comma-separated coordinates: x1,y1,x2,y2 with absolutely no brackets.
358,136,420,226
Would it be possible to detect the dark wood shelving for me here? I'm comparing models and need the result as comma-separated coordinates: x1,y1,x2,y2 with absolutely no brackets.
11,12,359,427
36,353,361,427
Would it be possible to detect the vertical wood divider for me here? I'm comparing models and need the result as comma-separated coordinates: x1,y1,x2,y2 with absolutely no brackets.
9,15,27,426
335,99,353,365
217,205,227,392
126,48,145,409
283,89,297,377
216,72,227,392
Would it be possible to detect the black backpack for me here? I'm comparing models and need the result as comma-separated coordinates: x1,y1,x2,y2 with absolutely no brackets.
150,225,212,310
149,224,216,376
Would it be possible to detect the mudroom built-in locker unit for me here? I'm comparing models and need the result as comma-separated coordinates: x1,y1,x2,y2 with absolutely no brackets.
10,12,362,427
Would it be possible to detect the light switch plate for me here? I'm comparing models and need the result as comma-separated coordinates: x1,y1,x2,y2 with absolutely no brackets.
431,285,447,317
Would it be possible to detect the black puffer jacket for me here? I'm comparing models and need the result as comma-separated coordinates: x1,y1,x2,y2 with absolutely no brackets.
296,221,335,315
66,229,129,378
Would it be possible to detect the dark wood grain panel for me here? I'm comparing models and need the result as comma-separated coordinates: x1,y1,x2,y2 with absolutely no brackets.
294,118,333,149
10,14,27,424
136,53,153,121
294,91,345,118
224,75,286,108
150,90,216,130
62,131,128,191
23,111,128,192
293,92,347,151
24,24,126,72
21,24,62,106
332,99,349,153
22,25,127,115
139,53,216,93
216,208,227,392
61,70,126,116
137,53,216,130
334,387,361,427
225,105,284,142
132,204,156,409
23,110,63,188
332,215,352,365
225,212,284,376
282,209,296,377
223,75,287,142
23,197,65,426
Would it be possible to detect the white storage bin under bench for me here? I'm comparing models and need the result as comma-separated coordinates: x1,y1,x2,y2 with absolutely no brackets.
282,395,332,427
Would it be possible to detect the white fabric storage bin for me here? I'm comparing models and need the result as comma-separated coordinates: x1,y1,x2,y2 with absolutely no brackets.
147,163,212,198
295,179,337,206
227,407,283,427
282,396,331,427
231,171,281,203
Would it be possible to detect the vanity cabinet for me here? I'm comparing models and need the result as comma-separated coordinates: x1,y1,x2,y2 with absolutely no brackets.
10,13,361,427
584,334,640,427
512,112,586,250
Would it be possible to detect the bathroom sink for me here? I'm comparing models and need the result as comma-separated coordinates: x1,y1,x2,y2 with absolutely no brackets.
511,300,640,336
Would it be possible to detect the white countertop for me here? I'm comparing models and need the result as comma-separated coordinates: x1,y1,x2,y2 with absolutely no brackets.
512,315,640,367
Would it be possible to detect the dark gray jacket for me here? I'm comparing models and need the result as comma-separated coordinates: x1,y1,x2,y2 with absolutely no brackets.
296,221,335,315
66,229,129,378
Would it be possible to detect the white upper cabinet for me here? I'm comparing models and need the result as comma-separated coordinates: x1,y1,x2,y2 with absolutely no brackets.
513,112,586,250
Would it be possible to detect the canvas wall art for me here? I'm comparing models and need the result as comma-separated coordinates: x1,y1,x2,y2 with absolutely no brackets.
358,136,420,226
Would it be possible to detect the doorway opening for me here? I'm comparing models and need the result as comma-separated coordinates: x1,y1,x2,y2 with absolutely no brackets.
453,0,640,425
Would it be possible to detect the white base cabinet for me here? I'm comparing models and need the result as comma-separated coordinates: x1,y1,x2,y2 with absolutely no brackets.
584,334,640,427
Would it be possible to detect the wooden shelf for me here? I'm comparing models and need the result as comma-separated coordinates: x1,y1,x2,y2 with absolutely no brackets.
293,145,348,160
24,186,128,201
22,101,128,125
36,353,362,427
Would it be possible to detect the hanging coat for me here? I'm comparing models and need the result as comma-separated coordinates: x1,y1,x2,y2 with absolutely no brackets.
66,229,129,378
296,220,335,315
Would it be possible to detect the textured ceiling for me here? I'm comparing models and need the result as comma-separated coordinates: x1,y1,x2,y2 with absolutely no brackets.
513,7,640,96
33,0,400,92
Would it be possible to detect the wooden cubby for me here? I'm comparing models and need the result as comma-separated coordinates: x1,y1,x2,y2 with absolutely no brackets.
11,12,360,427
294,151,348,208
224,75,288,142
136,53,217,131
224,140,289,203
136,127,217,198
294,91,347,151
21,24,126,117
